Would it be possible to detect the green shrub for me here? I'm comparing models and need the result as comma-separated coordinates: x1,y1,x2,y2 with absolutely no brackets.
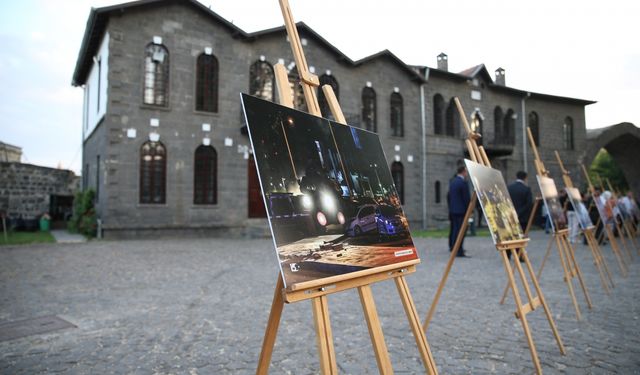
68,189,97,238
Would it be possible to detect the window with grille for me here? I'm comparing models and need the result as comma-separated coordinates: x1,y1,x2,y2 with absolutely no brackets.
391,161,404,203
143,43,169,106
361,87,377,132
287,67,307,112
140,141,166,204
433,94,445,135
494,106,504,143
503,109,516,145
390,92,403,137
196,53,219,112
563,117,574,150
529,112,540,146
317,74,339,119
445,98,460,137
193,145,217,205
249,60,274,101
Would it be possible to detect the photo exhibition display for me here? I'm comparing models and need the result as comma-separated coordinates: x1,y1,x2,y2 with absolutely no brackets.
464,159,524,245
537,175,568,233
241,94,418,287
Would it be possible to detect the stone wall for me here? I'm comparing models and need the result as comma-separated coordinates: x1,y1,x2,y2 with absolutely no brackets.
0,162,79,219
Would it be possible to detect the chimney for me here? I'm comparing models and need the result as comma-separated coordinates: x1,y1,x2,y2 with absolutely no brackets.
437,52,448,71
495,67,506,86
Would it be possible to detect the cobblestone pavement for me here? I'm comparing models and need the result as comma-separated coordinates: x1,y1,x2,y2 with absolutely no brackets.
1,230,639,374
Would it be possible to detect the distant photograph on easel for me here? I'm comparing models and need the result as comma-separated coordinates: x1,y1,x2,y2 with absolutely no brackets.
464,159,524,244
565,187,593,230
536,175,567,232
241,94,418,287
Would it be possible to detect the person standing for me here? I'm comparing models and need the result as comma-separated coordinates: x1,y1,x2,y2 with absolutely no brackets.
448,165,470,257
507,171,533,260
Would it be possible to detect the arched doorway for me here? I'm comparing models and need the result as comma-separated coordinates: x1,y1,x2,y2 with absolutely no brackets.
248,155,267,218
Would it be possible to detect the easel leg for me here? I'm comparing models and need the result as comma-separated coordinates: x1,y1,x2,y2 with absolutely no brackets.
536,234,555,279
585,230,612,294
499,249,519,305
594,236,615,289
615,221,633,261
396,276,438,375
561,235,593,309
311,295,338,375
423,199,476,331
555,234,582,320
520,250,566,355
257,275,285,375
607,230,628,277
499,250,543,375
358,285,393,374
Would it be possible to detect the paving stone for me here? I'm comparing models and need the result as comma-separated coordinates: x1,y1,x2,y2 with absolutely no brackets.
0,231,639,373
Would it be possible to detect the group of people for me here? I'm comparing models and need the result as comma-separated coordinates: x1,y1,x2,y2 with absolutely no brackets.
446,165,639,256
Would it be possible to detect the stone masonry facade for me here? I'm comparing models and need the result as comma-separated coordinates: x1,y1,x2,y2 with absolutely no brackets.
0,162,78,219
73,0,593,237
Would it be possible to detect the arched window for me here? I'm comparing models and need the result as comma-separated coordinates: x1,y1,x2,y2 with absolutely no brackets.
194,145,217,205
528,112,540,146
472,112,483,146
563,117,574,150
361,87,377,132
445,98,459,137
435,180,441,204
433,94,445,135
494,106,504,143
196,53,219,112
390,92,404,137
504,109,516,145
317,74,339,119
144,43,169,106
288,66,307,112
249,60,275,101
391,161,404,204
140,141,166,204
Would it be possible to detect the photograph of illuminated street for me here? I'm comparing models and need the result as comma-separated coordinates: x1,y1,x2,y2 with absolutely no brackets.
537,175,568,232
241,94,418,287
465,160,524,245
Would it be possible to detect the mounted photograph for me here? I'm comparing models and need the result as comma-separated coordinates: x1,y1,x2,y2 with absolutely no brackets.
464,159,524,244
565,187,593,230
537,176,567,233
241,94,418,288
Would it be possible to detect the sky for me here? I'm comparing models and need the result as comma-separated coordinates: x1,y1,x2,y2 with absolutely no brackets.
0,0,639,174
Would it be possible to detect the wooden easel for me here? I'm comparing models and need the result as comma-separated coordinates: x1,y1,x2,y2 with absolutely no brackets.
604,178,640,253
423,97,565,374
580,164,629,277
256,1,438,373
553,151,614,294
500,127,592,320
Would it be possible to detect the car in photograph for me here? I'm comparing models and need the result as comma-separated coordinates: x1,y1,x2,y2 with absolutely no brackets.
267,192,315,244
299,189,348,234
347,204,408,238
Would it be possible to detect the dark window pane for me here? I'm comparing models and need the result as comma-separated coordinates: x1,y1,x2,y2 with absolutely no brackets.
194,145,217,204
140,141,166,204
196,53,219,112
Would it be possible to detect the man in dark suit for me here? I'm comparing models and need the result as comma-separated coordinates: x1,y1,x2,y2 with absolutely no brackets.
507,171,533,260
448,165,471,257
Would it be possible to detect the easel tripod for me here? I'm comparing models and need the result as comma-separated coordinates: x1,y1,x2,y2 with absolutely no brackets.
501,127,592,320
256,1,437,373
422,97,565,374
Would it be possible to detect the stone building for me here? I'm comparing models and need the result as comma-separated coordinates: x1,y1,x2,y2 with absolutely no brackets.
72,0,594,237
0,162,78,224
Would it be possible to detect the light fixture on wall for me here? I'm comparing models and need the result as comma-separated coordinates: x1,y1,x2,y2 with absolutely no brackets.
203,137,211,146
149,132,160,142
